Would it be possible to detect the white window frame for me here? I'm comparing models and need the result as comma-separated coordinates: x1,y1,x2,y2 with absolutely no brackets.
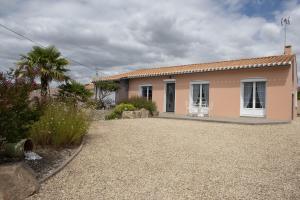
240,78,267,117
139,84,152,100
189,81,210,115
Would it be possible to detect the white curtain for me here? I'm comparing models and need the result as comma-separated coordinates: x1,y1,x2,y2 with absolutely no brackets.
244,82,253,108
202,84,209,107
256,82,265,108
193,84,200,105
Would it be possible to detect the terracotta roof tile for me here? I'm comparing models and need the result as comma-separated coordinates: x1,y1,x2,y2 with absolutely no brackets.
97,54,295,81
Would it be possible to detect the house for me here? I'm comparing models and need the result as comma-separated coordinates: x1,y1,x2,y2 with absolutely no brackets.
95,45,298,121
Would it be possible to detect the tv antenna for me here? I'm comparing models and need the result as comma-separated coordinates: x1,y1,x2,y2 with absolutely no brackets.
281,16,291,46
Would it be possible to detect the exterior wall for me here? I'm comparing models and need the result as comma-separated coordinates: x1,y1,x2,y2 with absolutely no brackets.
115,79,129,104
292,57,298,119
128,65,294,121
129,76,166,112
298,100,300,116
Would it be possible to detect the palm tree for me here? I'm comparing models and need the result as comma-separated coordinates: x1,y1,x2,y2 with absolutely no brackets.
58,80,93,103
16,45,69,97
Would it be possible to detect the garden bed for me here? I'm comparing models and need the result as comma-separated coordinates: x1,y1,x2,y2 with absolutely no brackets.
0,146,80,181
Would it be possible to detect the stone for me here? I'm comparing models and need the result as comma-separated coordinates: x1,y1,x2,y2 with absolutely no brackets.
152,111,159,117
133,110,142,118
122,111,142,119
0,163,39,200
122,111,135,119
139,108,150,118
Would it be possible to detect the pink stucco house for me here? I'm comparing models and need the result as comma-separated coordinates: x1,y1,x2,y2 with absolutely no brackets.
97,46,298,121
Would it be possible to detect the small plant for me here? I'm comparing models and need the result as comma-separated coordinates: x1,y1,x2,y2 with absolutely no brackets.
29,101,90,147
122,96,157,115
105,103,135,120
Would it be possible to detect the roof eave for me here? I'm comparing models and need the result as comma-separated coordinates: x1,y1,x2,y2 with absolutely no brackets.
126,62,291,79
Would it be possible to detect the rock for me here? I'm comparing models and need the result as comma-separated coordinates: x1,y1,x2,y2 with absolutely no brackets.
0,163,39,200
122,111,142,119
152,111,159,117
139,108,150,118
122,109,151,119
122,111,135,119
134,110,142,118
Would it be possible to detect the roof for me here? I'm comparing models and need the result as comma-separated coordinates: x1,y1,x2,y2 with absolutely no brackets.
97,54,295,81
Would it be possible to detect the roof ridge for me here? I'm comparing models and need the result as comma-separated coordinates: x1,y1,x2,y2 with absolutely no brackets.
128,54,290,72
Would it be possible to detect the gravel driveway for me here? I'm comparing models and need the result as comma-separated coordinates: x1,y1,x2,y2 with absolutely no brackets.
29,118,300,200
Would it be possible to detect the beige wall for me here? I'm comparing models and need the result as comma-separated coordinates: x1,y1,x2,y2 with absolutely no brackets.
115,79,129,104
298,100,300,116
128,65,295,121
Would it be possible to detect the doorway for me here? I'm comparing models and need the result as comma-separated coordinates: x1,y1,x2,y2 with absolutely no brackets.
166,82,175,112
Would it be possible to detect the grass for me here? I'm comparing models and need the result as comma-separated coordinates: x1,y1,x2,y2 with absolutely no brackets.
29,101,90,147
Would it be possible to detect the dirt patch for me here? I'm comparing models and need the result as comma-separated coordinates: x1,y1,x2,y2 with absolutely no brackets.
0,146,79,181
24,147,79,181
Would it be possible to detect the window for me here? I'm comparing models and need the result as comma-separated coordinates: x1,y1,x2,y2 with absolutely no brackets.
140,85,152,100
243,81,265,109
192,83,209,107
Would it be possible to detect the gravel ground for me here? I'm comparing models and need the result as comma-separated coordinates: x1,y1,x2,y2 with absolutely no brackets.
28,118,300,200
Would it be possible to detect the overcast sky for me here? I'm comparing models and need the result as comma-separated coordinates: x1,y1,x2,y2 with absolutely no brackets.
0,0,300,84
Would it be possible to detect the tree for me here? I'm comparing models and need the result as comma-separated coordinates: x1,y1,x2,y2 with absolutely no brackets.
94,80,119,109
16,45,69,97
58,80,93,103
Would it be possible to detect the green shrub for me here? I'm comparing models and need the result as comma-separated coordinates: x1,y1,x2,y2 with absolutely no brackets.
114,103,135,115
122,96,157,114
29,102,90,147
105,112,119,120
105,103,135,120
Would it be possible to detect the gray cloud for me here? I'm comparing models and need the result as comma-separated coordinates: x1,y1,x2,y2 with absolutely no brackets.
0,0,299,84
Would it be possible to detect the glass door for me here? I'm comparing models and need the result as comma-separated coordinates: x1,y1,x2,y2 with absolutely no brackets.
166,83,175,112
190,83,209,116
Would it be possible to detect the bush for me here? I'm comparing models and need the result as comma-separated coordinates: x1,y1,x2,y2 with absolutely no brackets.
122,96,157,114
105,112,119,120
105,103,135,120
0,70,40,143
29,102,90,147
114,103,136,115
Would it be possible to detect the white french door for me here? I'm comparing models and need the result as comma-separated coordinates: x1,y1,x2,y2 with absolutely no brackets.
190,82,209,116
240,80,266,117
